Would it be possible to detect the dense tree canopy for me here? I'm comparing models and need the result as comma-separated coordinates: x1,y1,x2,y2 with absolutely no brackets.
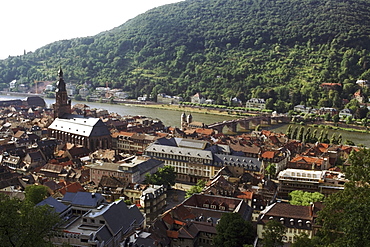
314,148,370,246
145,165,176,188
1,0,370,111
0,194,60,247
214,212,254,247
289,190,324,206
25,185,49,205
261,220,285,247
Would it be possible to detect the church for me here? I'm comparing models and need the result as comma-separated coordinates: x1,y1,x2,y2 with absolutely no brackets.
48,69,111,151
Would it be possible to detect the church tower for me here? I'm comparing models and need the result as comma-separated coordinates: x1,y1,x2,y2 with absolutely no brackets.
54,68,71,118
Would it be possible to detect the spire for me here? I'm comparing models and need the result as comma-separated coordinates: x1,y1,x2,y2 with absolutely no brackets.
56,67,66,92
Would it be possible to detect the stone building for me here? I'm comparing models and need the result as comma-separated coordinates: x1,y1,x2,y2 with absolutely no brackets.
48,69,111,151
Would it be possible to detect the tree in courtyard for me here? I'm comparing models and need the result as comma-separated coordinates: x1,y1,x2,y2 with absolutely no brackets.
289,190,324,206
265,163,277,179
145,165,176,188
214,212,254,247
261,220,285,247
185,179,206,198
0,194,60,247
25,184,49,205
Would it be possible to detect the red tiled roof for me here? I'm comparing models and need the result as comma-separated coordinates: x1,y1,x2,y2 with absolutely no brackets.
236,191,253,200
58,182,84,195
261,151,275,159
290,155,324,165
166,230,179,238
162,212,174,225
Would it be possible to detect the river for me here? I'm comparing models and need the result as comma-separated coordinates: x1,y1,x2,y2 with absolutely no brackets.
3,94,370,146
0,95,235,128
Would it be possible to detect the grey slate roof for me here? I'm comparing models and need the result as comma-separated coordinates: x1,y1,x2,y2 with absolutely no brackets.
135,158,163,174
146,143,213,161
213,154,261,172
48,117,110,137
62,192,106,207
154,137,178,147
37,196,69,214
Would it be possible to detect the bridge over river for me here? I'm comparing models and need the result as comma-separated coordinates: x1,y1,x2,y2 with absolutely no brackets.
207,115,291,133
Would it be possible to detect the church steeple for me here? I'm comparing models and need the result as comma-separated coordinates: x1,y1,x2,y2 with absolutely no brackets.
56,67,66,92
54,68,71,118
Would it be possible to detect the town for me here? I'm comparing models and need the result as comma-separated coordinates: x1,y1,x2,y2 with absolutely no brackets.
0,69,362,246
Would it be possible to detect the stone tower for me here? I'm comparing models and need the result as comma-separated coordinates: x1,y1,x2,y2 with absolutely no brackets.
54,68,71,118
181,112,187,129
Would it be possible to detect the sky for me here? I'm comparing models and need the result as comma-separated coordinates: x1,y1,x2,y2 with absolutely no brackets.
0,0,184,60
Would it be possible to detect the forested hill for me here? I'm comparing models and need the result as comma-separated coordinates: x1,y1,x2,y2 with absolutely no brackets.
2,0,370,110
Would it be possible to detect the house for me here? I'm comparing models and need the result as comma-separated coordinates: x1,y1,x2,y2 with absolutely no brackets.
145,138,215,183
354,89,365,103
287,155,329,171
339,108,353,118
191,93,206,104
294,105,312,113
157,93,183,104
139,184,167,223
245,98,266,109
356,79,370,88
152,193,252,246
260,149,290,174
277,169,347,198
257,202,323,244
39,192,145,247
86,156,164,185
23,150,46,170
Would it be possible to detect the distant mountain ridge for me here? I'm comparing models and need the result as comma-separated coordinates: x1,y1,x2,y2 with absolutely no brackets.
1,0,370,109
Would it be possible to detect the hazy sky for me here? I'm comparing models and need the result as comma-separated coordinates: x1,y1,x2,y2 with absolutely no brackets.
0,0,183,60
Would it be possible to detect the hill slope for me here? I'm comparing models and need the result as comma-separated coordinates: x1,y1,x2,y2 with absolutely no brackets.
1,0,370,110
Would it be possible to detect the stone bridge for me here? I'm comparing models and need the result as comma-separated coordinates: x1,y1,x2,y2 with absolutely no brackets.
207,115,291,133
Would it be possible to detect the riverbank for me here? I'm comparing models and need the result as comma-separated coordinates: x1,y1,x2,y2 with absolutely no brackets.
124,102,261,118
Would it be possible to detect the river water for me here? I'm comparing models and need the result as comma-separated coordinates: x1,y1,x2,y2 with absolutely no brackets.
0,95,235,128
3,95,370,146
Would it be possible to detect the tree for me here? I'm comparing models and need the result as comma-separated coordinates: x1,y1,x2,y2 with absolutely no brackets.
345,148,370,183
285,125,293,139
289,190,324,206
185,180,206,198
332,114,340,125
0,194,60,247
291,233,321,247
317,149,370,246
214,212,254,247
145,165,176,188
265,163,277,179
317,182,370,246
297,126,305,141
261,220,285,247
25,185,49,205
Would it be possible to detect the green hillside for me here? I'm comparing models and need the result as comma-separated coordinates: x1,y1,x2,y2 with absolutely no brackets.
1,0,370,111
